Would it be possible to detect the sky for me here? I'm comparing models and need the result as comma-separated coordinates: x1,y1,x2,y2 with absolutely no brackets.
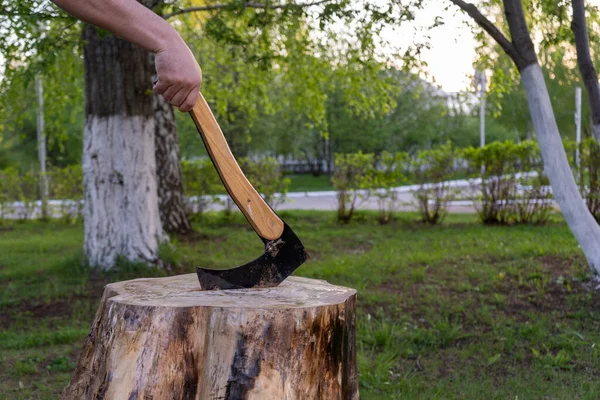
408,1,600,94
409,4,478,93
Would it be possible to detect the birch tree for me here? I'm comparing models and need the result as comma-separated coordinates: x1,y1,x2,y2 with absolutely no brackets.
449,0,600,275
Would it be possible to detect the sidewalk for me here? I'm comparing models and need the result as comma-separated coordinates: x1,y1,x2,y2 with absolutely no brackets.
2,175,548,219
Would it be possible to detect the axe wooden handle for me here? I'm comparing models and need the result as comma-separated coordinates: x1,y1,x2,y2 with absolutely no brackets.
189,93,284,241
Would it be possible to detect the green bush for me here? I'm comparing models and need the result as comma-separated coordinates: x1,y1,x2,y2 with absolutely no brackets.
0,168,39,222
411,142,459,225
181,159,223,217
239,157,290,210
372,152,408,224
181,157,290,219
463,140,552,225
511,141,553,225
576,138,600,222
463,141,518,224
331,152,375,223
48,165,84,223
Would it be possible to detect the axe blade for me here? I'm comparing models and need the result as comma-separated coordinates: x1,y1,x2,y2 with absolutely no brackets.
197,223,309,290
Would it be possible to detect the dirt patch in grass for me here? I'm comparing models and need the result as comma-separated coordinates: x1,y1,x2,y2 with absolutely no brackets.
0,226,14,233
538,254,586,277
373,254,595,325
175,231,227,244
0,277,107,330
332,236,375,256
0,299,76,330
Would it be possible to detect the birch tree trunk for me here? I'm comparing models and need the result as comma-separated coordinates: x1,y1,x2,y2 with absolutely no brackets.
62,274,359,400
82,20,163,270
521,64,600,273
154,93,192,234
571,0,600,142
450,0,600,275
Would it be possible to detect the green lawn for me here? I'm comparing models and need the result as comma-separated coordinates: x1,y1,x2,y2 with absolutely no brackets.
1,212,600,399
287,174,332,192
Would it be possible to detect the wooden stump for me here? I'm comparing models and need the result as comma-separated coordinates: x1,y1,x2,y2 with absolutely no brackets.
62,274,358,400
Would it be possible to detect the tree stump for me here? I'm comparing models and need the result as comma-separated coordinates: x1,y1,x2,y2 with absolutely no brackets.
62,274,358,400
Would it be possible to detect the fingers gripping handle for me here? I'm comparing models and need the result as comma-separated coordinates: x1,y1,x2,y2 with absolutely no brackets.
189,93,284,241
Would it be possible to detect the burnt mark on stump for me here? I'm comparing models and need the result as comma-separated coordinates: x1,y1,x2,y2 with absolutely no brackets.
182,351,199,400
165,309,200,400
225,334,262,400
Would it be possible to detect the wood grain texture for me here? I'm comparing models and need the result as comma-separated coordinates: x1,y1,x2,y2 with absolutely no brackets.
62,274,359,400
190,94,284,240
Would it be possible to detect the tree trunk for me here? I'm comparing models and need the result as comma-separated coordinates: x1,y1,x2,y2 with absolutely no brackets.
62,274,359,400
82,22,163,269
154,92,192,234
451,0,600,275
521,64,600,273
503,0,600,275
571,0,600,142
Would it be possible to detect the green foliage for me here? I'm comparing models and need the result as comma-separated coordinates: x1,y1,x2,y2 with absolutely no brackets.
239,157,290,208
371,152,408,224
180,159,223,217
463,140,553,225
511,141,553,225
331,152,375,223
576,138,600,222
0,166,84,223
411,142,459,225
0,168,39,222
181,157,290,219
47,165,83,224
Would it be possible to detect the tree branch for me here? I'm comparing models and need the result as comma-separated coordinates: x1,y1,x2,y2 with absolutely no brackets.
448,0,523,68
502,0,537,70
571,0,600,129
163,0,334,20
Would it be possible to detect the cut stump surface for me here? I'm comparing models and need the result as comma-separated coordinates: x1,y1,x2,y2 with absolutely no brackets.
62,274,358,400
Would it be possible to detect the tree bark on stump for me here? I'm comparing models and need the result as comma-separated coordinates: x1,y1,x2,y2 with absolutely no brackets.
62,274,359,400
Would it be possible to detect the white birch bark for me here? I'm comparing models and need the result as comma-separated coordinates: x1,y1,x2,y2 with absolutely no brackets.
522,64,600,275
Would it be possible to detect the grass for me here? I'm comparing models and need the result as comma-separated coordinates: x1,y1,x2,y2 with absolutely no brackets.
1,212,600,399
287,174,332,192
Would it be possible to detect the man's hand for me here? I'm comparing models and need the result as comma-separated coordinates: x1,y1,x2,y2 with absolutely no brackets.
51,0,202,112
153,39,202,112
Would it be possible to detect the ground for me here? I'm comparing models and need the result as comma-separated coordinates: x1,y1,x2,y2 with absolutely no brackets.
1,211,600,399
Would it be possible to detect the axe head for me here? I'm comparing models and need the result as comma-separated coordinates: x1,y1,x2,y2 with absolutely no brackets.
197,223,309,290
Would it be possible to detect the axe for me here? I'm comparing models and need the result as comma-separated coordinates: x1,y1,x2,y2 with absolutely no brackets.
188,93,309,290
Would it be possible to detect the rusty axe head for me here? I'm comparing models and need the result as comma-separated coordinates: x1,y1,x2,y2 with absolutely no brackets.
197,223,309,290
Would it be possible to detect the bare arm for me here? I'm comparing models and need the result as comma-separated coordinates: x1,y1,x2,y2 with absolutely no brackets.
51,0,202,112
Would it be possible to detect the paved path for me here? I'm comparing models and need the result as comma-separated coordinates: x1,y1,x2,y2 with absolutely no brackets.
206,181,480,213
4,176,549,219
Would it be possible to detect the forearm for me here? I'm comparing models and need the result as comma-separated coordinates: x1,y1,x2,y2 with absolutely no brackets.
51,0,180,53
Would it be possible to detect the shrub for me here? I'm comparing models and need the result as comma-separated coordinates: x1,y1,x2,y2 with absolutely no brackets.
577,138,600,222
463,140,553,225
48,165,84,223
181,159,223,217
0,170,15,222
511,141,553,224
372,152,408,224
0,168,39,222
239,157,290,210
411,142,459,225
463,141,519,224
331,152,375,223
